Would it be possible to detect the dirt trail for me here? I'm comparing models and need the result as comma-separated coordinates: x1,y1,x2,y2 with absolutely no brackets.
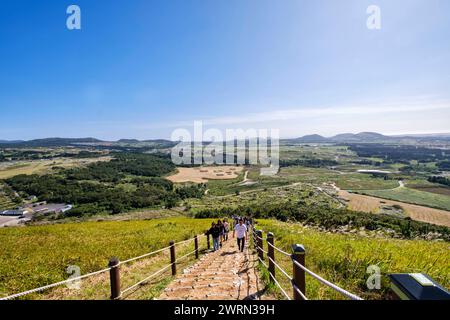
158,238,270,300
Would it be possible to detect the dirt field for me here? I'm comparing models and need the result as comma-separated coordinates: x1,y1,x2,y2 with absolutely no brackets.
167,166,244,183
339,190,450,228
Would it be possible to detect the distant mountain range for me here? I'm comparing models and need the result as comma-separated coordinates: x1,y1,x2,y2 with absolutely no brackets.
284,132,450,144
1,132,450,147
0,137,175,148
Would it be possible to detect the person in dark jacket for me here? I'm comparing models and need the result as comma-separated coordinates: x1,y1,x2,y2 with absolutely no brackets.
206,222,221,251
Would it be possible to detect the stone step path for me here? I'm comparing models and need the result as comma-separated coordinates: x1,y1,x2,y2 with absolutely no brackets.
158,238,269,300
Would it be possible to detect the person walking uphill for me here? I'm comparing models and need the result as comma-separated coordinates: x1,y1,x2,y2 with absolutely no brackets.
233,218,248,252
206,222,221,251
223,218,230,241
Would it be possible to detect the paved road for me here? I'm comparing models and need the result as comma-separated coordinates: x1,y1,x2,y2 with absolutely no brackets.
0,214,31,227
0,216,21,227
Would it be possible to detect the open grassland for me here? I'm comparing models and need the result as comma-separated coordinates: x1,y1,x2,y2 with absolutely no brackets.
276,167,398,190
188,183,341,213
279,145,354,161
406,180,450,196
0,157,111,179
0,217,214,299
359,187,450,212
339,190,450,227
255,219,450,300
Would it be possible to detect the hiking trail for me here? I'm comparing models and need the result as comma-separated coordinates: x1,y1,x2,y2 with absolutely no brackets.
158,237,270,300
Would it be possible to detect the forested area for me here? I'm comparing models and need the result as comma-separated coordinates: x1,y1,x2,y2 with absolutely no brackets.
438,161,450,171
347,144,450,162
0,149,104,162
428,176,450,187
4,153,204,216
279,159,338,168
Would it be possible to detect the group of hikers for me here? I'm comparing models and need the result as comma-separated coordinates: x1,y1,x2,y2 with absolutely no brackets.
205,216,253,253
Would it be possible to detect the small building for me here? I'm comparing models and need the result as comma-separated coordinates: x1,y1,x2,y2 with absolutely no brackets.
24,203,73,215
1,209,26,217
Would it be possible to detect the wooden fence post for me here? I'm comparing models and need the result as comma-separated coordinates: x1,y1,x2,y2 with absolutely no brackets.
207,234,210,250
292,244,306,300
267,232,275,282
194,235,199,259
108,257,121,300
170,240,176,276
257,230,264,260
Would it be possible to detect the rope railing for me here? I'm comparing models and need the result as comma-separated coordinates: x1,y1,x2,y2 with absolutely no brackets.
1,233,207,301
264,263,291,300
292,260,363,300
251,226,363,301
292,282,308,300
267,241,291,257
0,266,112,301
267,255,292,282
121,248,199,295
2,221,365,301
122,263,174,295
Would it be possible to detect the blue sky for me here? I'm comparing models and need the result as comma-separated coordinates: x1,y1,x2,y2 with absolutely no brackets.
0,0,449,140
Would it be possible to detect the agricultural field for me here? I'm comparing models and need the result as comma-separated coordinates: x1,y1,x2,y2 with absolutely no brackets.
255,219,450,300
0,157,111,179
339,190,450,228
279,144,355,162
167,166,244,183
0,217,215,299
358,187,450,212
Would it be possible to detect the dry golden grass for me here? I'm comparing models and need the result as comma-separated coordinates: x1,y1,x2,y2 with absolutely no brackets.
339,190,450,228
0,157,111,179
167,166,244,183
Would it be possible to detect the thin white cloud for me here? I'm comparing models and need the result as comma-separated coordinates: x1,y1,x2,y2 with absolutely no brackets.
68,96,450,139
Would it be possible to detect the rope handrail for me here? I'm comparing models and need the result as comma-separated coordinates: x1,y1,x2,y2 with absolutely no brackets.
258,257,291,300
120,245,172,265
292,282,308,300
267,241,291,257
117,234,202,266
292,260,363,300
256,244,268,255
112,248,199,296
0,266,112,301
174,249,197,263
122,263,173,295
0,233,203,301
267,256,292,282
254,234,264,241
252,227,362,301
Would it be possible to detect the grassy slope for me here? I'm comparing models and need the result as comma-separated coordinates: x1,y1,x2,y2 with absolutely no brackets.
255,219,450,300
1,216,448,300
0,217,214,298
